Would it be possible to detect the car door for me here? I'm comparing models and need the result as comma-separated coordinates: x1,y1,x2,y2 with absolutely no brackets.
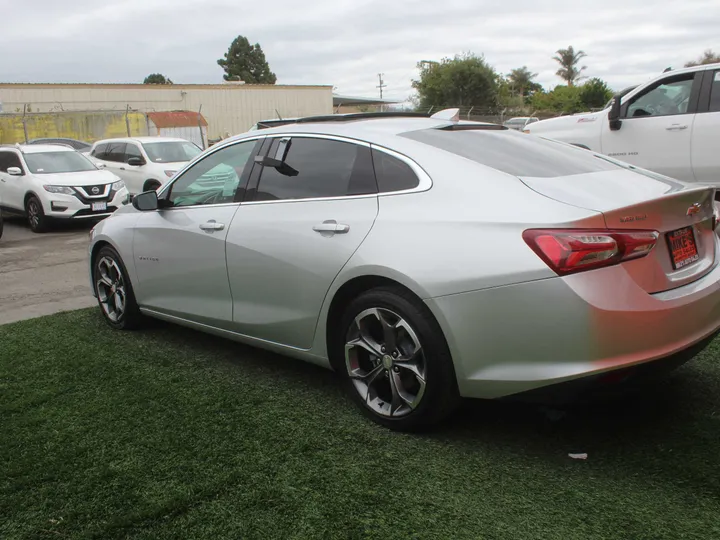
132,138,261,326
123,142,148,193
601,71,701,181
225,135,379,349
691,68,720,185
0,150,28,211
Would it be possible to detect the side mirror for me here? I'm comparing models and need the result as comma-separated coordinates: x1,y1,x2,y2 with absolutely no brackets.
127,157,145,167
608,95,622,131
96,163,107,169
132,190,158,211
7,167,23,176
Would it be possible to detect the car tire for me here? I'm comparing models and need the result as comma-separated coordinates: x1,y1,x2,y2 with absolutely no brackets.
335,286,460,431
143,180,162,192
26,195,48,233
93,245,144,330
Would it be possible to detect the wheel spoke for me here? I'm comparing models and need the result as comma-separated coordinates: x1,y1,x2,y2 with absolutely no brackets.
375,309,397,351
98,275,113,288
346,335,383,358
394,357,425,384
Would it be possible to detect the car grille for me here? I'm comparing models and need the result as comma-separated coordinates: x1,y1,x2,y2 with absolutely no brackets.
73,184,113,204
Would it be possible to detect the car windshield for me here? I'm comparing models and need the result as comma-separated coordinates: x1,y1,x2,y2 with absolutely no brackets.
142,141,202,163
23,151,97,174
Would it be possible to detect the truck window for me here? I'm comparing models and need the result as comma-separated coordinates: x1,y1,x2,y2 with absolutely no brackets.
626,73,695,118
709,71,720,113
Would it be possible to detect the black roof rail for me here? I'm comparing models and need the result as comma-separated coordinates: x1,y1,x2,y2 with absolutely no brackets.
256,111,430,130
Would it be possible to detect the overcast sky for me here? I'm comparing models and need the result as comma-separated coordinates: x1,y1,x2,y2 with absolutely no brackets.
2,0,718,100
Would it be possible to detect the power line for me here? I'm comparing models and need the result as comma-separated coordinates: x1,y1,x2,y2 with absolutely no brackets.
377,73,387,99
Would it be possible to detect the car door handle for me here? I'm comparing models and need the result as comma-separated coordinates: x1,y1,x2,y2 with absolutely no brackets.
199,220,225,232
119,167,126,170
313,220,350,234
666,124,688,131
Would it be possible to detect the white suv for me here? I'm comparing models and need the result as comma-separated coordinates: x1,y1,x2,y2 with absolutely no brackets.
89,137,202,195
0,144,128,233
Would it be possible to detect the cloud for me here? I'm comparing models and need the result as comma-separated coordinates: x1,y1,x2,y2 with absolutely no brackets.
1,0,718,100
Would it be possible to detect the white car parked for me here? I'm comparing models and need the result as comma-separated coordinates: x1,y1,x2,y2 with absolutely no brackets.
89,137,202,195
0,144,128,233
524,63,720,187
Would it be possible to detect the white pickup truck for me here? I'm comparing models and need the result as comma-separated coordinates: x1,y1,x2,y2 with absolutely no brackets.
525,63,720,187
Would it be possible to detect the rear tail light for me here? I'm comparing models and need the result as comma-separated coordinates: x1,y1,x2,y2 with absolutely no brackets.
523,229,659,275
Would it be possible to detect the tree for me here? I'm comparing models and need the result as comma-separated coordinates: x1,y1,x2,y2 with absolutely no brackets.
412,53,498,110
507,66,539,98
579,78,613,109
685,49,720,67
531,85,583,114
217,36,277,84
143,73,173,85
553,46,587,86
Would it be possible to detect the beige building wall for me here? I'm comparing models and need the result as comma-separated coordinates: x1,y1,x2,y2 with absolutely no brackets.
0,84,333,139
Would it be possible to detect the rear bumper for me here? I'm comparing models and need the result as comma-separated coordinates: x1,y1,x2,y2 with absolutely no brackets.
426,256,720,400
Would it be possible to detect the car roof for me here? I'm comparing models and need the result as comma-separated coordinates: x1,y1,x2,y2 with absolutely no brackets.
93,136,189,145
234,117,500,143
18,144,76,154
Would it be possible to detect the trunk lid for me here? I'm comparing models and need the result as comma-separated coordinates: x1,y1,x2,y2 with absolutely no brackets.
521,169,716,293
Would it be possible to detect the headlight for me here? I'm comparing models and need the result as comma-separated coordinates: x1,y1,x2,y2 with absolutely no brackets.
43,185,75,195
111,180,126,191
164,170,176,178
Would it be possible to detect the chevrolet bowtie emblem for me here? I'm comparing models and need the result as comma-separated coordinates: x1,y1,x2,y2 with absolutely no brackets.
686,203,702,216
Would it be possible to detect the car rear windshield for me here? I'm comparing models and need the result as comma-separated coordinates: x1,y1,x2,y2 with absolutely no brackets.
23,151,97,174
142,141,202,163
400,128,623,178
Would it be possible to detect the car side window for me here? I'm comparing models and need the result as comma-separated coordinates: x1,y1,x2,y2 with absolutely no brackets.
626,73,695,118
167,140,257,208
92,143,108,159
371,149,419,193
105,142,127,162
254,137,376,201
0,151,23,173
709,71,720,113
125,143,144,164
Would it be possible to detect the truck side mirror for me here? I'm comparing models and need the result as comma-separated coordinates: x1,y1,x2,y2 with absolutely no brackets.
608,95,622,131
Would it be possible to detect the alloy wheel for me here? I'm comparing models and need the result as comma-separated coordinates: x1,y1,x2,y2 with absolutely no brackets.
27,200,40,229
345,308,427,418
96,257,127,323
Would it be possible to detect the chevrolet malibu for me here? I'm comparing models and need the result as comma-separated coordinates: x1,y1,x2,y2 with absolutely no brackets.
88,111,720,430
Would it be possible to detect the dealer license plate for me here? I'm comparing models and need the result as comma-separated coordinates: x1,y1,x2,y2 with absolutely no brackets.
667,226,699,269
92,202,107,212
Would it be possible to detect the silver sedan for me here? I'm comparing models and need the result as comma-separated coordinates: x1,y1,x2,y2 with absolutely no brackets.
88,111,720,430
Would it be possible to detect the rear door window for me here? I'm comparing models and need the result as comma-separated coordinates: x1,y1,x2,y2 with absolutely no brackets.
709,70,720,113
254,137,376,201
92,143,108,159
401,128,622,178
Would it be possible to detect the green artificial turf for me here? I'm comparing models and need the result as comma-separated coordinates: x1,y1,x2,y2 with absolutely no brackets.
1,309,719,539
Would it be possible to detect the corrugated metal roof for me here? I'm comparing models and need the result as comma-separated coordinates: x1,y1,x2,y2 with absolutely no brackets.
147,111,208,128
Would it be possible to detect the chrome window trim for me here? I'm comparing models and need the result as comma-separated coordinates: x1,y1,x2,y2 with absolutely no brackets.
155,131,433,209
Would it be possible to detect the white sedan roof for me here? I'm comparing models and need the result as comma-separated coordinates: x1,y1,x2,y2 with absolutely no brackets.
20,144,76,154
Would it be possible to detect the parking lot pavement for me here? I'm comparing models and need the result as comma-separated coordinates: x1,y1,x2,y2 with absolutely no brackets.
0,218,96,325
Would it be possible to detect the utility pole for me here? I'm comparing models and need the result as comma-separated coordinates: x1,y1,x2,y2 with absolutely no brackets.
377,73,387,99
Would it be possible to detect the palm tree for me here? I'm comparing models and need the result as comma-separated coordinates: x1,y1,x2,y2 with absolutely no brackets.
507,66,539,97
552,46,587,86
